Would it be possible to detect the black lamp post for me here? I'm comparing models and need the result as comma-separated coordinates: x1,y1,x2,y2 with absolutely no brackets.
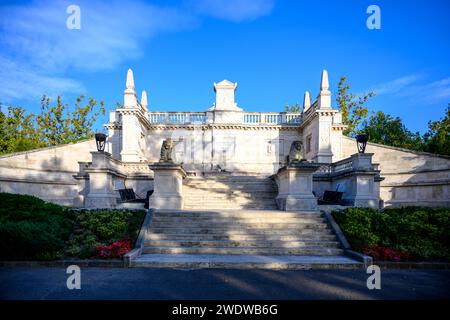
95,133,107,152
356,134,368,154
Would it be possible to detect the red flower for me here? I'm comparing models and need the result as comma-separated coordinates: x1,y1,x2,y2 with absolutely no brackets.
358,245,413,262
96,238,132,259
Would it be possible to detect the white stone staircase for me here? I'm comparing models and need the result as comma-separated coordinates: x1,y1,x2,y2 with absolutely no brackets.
131,209,362,269
182,174,278,210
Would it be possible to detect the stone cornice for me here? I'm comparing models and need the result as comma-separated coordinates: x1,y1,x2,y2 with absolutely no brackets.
104,122,122,129
116,107,151,129
299,107,341,129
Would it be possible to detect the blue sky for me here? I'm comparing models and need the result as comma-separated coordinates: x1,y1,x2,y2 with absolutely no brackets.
1,0,449,134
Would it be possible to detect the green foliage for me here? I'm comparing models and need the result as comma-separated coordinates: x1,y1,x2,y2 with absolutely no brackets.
0,193,145,260
0,105,45,154
67,209,145,259
0,193,73,260
336,76,375,137
333,207,450,261
361,111,424,151
284,103,303,113
0,95,105,155
37,95,105,145
422,104,450,155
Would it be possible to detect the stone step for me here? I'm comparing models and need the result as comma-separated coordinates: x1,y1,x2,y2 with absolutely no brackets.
144,239,340,248
151,217,325,224
182,197,277,202
146,233,336,241
149,226,328,235
185,177,274,181
183,185,277,194
131,254,362,269
142,246,344,255
182,196,277,202
150,221,326,229
182,206,279,210
182,204,278,208
154,210,322,218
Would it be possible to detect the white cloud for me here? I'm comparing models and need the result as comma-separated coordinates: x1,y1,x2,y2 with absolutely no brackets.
0,0,276,102
0,56,84,102
371,74,450,104
372,74,423,95
0,0,195,102
190,0,274,22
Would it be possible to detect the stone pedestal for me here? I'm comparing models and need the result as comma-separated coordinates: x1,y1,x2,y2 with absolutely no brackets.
275,160,321,211
85,152,123,209
347,153,380,208
148,162,186,209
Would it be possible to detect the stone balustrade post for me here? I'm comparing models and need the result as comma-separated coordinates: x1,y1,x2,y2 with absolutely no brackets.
85,151,123,208
148,162,186,209
275,160,321,211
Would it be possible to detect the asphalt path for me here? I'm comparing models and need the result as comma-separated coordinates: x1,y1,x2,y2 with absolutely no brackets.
1,267,449,300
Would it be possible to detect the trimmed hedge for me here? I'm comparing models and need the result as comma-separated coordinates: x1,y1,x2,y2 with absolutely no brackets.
332,207,450,261
0,193,145,261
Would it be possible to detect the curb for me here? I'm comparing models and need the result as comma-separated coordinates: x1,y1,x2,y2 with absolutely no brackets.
376,261,450,269
0,259,124,268
1,260,449,269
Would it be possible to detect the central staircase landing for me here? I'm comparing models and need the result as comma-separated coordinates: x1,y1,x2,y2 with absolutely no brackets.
131,209,362,269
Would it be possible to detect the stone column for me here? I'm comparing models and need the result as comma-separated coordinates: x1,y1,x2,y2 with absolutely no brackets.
148,162,186,209
85,152,123,208
275,160,321,211
349,153,380,208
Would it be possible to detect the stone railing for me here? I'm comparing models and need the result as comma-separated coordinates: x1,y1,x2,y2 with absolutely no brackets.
122,162,153,175
243,112,302,124
147,111,302,125
332,158,354,173
149,112,207,124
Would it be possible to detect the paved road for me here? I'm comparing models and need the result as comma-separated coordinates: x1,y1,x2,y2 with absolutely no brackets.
0,267,449,300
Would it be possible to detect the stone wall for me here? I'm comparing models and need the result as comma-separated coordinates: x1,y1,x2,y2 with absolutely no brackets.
0,140,96,206
142,125,302,174
341,136,450,207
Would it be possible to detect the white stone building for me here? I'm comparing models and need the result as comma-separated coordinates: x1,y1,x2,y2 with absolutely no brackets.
0,69,449,209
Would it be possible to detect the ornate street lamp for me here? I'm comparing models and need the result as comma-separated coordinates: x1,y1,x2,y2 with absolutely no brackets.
95,133,107,152
356,134,368,154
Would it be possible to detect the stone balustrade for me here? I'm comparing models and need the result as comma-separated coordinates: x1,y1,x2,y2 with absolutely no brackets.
147,111,302,125
149,112,208,124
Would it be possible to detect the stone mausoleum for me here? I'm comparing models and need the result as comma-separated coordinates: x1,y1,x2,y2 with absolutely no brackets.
0,68,449,211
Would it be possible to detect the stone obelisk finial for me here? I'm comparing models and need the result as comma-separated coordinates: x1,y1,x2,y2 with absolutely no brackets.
141,90,148,112
318,69,331,109
303,91,311,112
124,68,137,108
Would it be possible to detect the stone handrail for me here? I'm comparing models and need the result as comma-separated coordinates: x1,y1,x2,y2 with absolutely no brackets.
244,112,302,124
149,112,207,124
147,111,302,124
332,158,353,172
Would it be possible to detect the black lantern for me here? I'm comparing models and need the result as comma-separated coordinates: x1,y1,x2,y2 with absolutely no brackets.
356,134,368,153
95,133,107,152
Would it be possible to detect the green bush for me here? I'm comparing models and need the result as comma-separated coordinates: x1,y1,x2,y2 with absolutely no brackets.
0,193,73,260
66,209,145,259
333,207,450,261
0,193,145,260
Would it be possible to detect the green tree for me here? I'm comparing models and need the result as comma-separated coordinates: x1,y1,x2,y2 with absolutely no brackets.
284,103,303,113
0,95,105,155
37,95,105,146
360,111,424,151
422,104,450,155
0,105,43,154
336,76,375,136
